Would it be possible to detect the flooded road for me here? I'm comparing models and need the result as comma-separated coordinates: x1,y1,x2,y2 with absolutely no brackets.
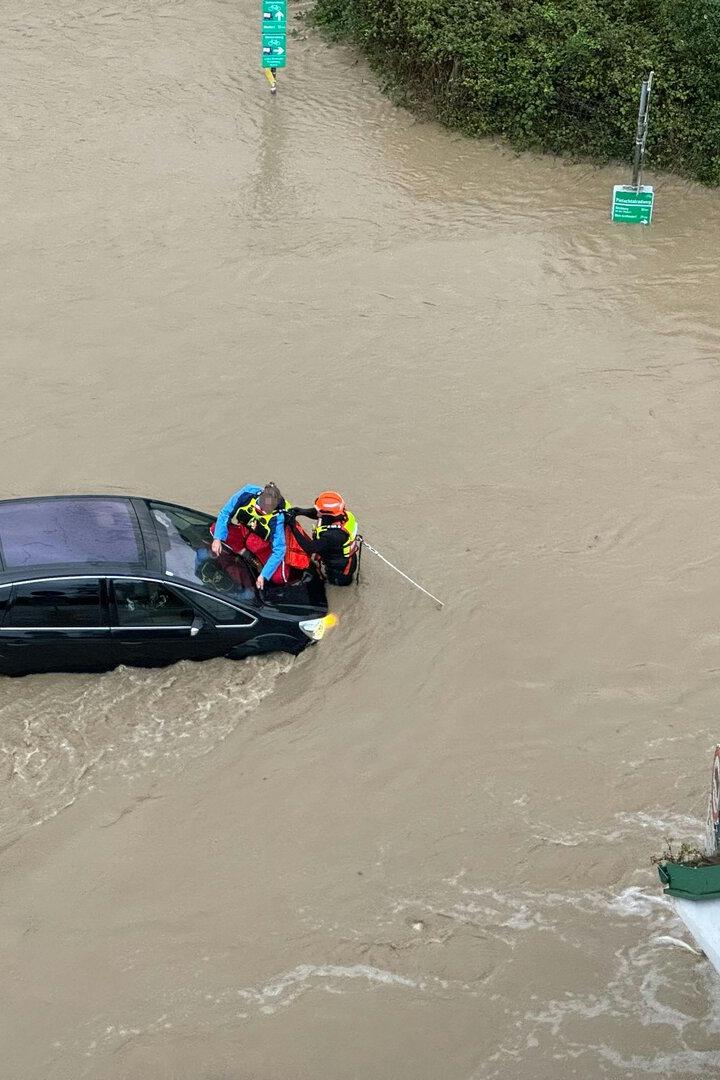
3,1,720,1076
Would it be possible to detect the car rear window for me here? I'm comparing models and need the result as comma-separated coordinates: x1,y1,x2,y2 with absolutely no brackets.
4,580,102,628
0,499,143,569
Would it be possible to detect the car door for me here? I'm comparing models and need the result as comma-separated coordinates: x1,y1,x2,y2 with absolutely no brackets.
0,577,109,675
188,590,260,657
109,577,221,669
0,584,12,673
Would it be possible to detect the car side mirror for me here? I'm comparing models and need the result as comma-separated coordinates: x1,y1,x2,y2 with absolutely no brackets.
190,615,204,637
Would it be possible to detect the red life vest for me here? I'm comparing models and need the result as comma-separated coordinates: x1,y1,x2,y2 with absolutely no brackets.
284,521,311,570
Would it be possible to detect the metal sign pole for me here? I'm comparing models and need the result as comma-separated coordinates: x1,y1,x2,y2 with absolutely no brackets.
611,71,656,225
631,70,654,190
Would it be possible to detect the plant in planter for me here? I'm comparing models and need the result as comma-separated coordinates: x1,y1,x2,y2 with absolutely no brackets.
654,840,720,901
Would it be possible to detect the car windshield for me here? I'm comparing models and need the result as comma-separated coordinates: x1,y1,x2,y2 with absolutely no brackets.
150,503,257,603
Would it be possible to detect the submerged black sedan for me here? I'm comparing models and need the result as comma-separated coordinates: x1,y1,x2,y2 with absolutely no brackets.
0,496,332,677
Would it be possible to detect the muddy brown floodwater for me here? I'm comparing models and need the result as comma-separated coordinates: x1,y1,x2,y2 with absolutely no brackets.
3,2,720,1077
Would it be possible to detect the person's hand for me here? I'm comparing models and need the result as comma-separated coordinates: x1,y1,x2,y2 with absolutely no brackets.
256,575,265,590
211,539,223,557
284,506,297,520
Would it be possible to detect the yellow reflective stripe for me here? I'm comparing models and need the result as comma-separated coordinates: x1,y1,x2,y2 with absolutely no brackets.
315,510,359,558
231,496,288,539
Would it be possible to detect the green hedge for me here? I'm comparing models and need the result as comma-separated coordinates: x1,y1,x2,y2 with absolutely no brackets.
311,0,720,184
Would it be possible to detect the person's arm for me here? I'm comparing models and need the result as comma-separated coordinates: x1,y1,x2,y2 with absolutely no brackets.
258,513,287,583
213,485,261,542
287,519,343,557
287,506,318,521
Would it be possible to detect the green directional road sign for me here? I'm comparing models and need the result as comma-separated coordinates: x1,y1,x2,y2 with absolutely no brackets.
262,0,287,68
611,185,655,225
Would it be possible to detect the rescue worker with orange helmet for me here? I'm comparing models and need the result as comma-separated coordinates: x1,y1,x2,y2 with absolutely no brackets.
285,491,360,586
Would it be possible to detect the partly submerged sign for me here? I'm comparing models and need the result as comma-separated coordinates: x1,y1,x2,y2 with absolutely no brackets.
262,0,287,68
611,185,654,225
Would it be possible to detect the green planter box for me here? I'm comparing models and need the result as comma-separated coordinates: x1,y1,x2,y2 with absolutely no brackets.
658,861,720,901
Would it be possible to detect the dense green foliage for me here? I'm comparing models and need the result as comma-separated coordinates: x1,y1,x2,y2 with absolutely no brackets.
311,0,720,184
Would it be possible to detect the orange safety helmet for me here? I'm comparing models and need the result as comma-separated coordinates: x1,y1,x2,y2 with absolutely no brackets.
314,490,346,517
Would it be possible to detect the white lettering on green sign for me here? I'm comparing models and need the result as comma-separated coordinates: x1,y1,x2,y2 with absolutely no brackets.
611,185,655,225
262,0,287,67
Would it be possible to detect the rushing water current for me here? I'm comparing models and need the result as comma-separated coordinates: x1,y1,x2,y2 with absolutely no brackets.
3,2,720,1077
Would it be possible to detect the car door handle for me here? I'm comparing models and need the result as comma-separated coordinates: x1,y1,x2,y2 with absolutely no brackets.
190,615,204,637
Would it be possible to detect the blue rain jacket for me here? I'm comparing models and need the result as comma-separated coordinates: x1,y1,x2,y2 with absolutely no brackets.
214,485,286,580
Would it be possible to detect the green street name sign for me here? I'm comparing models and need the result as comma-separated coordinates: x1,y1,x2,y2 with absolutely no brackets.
262,0,287,67
611,185,655,225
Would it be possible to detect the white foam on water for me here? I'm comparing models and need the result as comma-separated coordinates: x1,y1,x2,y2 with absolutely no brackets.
57,865,720,1074
618,810,705,838
396,883,675,928
594,1046,720,1075
252,963,418,1006
391,875,720,1077
650,935,701,955
604,885,675,919
76,962,420,1057
530,811,705,849
0,654,293,840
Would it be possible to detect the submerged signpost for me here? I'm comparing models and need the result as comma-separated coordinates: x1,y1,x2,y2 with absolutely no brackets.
262,0,287,94
611,185,654,225
611,71,655,225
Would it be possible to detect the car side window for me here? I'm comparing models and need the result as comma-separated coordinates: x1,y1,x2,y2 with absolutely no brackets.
4,579,102,628
113,580,195,627
193,592,255,625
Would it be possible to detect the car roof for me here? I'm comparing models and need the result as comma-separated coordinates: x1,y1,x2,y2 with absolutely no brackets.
0,495,159,583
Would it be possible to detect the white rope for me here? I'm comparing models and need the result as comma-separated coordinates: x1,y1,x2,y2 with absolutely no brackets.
362,541,445,609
